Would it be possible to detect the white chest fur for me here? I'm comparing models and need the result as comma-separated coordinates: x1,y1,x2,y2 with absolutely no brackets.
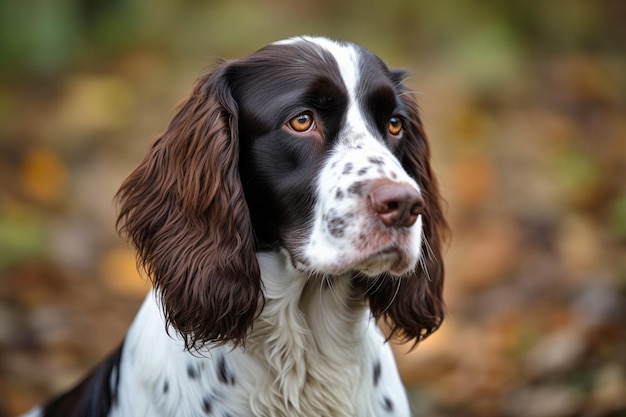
112,252,410,417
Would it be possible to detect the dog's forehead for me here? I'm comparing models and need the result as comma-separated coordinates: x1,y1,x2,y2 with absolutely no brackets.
272,36,357,63
228,37,397,133
270,36,390,92
228,38,345,94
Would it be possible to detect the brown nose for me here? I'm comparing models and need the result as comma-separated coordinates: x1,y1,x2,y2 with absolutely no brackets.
368,180,424,227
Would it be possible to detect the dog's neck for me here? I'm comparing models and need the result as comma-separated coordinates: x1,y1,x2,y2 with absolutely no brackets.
244,251,375,416
251,250,371,342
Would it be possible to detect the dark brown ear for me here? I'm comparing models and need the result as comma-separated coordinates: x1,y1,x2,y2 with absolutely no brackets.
116,63,262,349
368,74,448,346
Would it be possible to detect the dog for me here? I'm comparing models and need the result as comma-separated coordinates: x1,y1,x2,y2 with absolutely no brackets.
23,36,447,417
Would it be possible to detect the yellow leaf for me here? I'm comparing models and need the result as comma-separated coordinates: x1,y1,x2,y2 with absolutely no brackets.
21,148,67,204
99,246,149,297
55,75,134,134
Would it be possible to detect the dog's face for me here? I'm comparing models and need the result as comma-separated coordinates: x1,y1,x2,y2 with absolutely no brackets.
230,37,427,277
117,36,446,348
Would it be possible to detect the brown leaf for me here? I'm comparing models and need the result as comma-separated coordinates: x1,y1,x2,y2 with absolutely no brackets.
99,246,149,297
20,148,68,204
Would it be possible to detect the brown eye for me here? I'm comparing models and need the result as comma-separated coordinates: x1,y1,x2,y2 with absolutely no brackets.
388,116,403,136
288,112,314,132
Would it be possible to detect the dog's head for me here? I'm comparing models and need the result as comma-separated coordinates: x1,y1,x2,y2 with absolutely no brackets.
117,36,447,349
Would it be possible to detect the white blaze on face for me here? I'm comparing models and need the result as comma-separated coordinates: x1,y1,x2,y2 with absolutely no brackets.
287,37,423,277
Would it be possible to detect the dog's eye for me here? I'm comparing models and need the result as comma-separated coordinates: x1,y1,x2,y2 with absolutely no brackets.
288,112,315,132
388,116,403,136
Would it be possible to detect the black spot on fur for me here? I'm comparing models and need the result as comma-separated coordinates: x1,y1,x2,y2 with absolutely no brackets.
326,209,346,238
202,396,212,414
373,361,381,386
348,181,365,196
368,156,384,165
217,356,236,385
343,162,353,175
187,364,197,380
163,379,169,394
335,188,344,200
382,396,394,412
357,167,369,176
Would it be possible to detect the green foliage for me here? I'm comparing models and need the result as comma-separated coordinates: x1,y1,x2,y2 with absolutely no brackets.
0,0,622,81
609,193,626,241
554,148,603,208
0,201,47,269
0,0,80,78
0,0,141,79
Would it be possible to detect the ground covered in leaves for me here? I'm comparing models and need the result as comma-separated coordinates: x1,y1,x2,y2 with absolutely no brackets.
1,1,625,416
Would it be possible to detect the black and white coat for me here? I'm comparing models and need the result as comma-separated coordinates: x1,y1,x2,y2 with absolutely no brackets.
23,36,447,417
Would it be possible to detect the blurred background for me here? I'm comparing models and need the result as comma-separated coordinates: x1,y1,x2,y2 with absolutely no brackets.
1,0,625,416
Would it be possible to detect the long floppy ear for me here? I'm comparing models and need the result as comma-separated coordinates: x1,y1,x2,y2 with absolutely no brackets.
116,63,262,349
368,71,448,346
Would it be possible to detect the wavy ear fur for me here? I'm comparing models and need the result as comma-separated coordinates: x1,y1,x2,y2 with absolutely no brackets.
367,72,448,346
116,63,262,349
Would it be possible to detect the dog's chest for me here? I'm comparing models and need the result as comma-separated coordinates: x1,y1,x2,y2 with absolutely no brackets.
233,254,377,416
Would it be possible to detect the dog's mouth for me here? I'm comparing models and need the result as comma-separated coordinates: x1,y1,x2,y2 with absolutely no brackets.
290,243,416,278
351,245,415,276
287,214,423,277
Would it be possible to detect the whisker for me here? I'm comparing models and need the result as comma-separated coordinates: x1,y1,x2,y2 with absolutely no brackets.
420,255,431,282
419,241,433,283
367,275,387,296
324,275,351,310
421,237,436,262
381,276,402,315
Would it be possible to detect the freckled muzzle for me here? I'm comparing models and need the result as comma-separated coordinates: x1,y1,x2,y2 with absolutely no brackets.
297,141,424,277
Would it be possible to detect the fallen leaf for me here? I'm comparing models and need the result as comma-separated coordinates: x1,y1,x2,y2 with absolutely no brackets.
99,246,149,297
20,148,68,204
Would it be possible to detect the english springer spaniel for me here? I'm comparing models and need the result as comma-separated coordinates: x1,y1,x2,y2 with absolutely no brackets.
23,36,447,417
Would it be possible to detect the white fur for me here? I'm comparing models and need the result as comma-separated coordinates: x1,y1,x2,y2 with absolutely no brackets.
19,408,42,417
107,251,409,417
